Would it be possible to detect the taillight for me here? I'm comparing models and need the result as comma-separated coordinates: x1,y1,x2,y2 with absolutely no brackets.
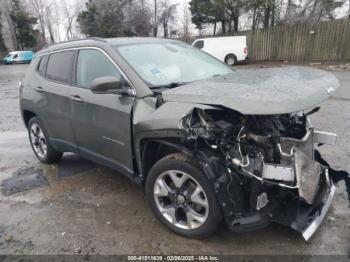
244,47,248,55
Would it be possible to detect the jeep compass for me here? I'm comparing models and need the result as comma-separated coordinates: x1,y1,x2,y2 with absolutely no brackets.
20,37,350,240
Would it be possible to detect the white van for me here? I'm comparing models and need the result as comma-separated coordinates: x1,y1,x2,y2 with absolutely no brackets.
192,36,248,66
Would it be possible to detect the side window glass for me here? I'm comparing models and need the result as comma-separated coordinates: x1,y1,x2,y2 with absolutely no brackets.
76,49,123,89
194,40,204,49
46,51,75,84
13,54,18,58
37,55,48,76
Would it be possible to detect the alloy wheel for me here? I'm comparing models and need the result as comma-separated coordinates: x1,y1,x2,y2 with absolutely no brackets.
153,170,209,230
30,123,47,159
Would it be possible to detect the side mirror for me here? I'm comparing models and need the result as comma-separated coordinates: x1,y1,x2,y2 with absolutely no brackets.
90,76,134,96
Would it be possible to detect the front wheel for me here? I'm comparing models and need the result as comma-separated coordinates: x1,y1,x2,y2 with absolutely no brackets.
146,153,222,237
28,117,63,163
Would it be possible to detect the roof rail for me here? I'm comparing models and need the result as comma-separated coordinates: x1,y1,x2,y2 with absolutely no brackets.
44,37,107,48
87,37,107,42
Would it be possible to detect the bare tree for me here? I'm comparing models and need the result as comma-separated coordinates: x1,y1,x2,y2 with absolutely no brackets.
45,5,55,43
181,3,191,41
26,0,61,44
61,0,75,40
60,0,84,40
281,0,346,25
284,0,296,22
50,1,61,42
27,0,47,43
152,0,161,36
159,0,178,38
0,0,18,49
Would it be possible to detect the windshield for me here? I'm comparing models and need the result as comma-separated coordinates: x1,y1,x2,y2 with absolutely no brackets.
115,41,233,87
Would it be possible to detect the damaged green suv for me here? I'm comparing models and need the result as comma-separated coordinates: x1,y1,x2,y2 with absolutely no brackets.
20,37,349,240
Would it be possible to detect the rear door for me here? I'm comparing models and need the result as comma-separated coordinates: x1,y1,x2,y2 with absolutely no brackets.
38,50,76,151
68,48,135,176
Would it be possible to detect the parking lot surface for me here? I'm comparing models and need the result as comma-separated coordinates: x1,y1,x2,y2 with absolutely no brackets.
0,64,349,255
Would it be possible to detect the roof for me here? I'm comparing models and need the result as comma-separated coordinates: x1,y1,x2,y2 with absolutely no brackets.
105,37,173,46
34,37,175,57
8,51,33,54
34,38,106,56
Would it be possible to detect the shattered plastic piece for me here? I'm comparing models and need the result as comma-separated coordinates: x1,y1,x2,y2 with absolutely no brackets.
295,148,322,205
301,185,336,241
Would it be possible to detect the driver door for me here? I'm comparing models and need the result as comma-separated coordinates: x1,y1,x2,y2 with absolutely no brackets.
68,48,135,177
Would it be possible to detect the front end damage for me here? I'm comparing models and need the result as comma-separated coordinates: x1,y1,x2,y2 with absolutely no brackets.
180,107,349,241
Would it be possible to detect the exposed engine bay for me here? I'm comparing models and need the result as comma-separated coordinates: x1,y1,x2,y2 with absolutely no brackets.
180,107,350,240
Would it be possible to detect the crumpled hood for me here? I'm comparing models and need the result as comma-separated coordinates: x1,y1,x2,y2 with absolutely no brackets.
162,66,339,115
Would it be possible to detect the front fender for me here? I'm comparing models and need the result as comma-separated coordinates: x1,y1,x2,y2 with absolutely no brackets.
132,98,216,176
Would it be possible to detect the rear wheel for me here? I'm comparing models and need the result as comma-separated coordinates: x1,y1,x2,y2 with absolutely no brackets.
225,54,237,66
146,153,222,237
28,117,63,163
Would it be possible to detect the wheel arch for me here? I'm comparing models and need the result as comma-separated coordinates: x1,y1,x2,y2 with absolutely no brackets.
139,138,193,185
22,110,37,128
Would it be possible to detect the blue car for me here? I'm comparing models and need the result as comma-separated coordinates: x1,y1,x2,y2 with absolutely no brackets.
2,51,33,64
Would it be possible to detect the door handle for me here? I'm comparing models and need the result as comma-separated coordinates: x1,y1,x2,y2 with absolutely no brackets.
34,86,45,93
70,95,84,102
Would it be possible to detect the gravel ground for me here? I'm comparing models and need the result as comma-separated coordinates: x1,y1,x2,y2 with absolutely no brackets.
0,64,26,132
0,64,349,256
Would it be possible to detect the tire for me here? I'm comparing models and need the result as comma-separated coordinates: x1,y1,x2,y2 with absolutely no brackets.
28,117,63,163
225,54,237,66
146,153,222,237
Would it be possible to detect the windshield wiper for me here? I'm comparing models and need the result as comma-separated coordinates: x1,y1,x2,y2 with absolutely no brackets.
150,82,189,89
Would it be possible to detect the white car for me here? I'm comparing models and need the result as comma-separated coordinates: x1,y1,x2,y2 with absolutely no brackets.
192,36,248,66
